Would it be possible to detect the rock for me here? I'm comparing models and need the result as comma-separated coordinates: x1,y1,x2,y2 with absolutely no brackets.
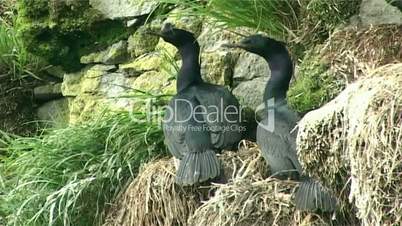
155,8,203,57
197,23,246,86
359,0,402,25
128,29,159,59
68,95,106,123
163,8,203,36
132,71,176,95
34,83,63,101
89,0,158,19
233,52,270,84
45,65,66,79
232,77,268,111
98,72,137,97
62,64,116,96
198,23,243,52
119,52,163,76
201,51,236,86
80,41,129,65
17,0,133,71
36,98,70,124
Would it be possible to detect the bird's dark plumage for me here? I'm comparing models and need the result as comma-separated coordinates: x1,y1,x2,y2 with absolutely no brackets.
226,34,337,212
154,23,243,185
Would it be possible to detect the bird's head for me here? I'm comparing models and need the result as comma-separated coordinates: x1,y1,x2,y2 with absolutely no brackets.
147,23,197,48
224,34,286,57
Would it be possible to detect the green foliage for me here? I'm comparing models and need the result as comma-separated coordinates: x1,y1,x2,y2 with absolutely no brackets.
287,51,345,113
297,0,361,46
158,0,298,40
0,109,166,226
0,3,45,80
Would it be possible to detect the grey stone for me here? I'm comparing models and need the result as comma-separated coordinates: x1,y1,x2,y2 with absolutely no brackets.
62,64,116,97
80,41,128,65
99,72,134,98
359,0,402,25
233,52,270,84
36,98,70,125
89,0,158,19
201,51,236,86
45,65,66,79
163,8,203,36
34,83,63,101
232,77,269,111
128,29,159,59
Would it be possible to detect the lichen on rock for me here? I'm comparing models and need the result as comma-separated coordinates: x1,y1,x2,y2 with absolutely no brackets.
80,40,129,65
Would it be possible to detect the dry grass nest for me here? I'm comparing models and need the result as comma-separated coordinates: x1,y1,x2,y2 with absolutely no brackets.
297,63,402,225
103,141,336,226
320,24,402,83
103,141,267,226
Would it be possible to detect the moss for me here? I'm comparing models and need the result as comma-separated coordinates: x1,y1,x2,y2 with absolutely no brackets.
18,0,49,18
16,0,136,72
287,51,344,113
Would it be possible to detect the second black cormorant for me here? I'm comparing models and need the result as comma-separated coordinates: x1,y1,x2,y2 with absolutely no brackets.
149,23,243,185
224,35,337,212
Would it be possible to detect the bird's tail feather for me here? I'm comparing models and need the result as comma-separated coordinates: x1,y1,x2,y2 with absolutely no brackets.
295,178,337,212
176,150,220,186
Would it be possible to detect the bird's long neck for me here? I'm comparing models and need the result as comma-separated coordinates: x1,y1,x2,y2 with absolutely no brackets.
262,50,293,103
177,43,203,93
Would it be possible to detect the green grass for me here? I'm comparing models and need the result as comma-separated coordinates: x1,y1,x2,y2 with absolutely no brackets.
287,51,345,113
0,108,166,226
0,16,45,80
297,0,362,47
157,0,298,40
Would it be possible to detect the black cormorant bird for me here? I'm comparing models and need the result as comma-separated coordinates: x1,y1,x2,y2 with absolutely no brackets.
224,35,337,212
149,23,243,185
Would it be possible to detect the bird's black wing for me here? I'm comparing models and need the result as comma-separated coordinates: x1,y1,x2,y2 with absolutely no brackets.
192,84,243,150
162,93,193,159
256,116,302,178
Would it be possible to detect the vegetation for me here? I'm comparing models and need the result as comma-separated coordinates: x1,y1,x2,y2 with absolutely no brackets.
0,109,166,226
0,0,46,135
15,0,136,71
158,0,298,40
0,1,45,80
296,0,362,47
287,51,345,113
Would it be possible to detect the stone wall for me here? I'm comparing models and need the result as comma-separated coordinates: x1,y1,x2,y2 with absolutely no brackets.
31,0,402,125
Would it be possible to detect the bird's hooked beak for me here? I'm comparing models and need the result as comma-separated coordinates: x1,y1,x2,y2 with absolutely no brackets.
221,31,249,49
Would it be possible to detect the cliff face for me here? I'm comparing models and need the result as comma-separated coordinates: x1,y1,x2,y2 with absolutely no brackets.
22,0,402,126
9,0,402,225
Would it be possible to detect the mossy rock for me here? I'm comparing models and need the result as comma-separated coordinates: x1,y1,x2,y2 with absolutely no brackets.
119,52,163,76
287,49,344,113
127,30,159,59
80,40,129,65
16,0,137,72
132,71,176,95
